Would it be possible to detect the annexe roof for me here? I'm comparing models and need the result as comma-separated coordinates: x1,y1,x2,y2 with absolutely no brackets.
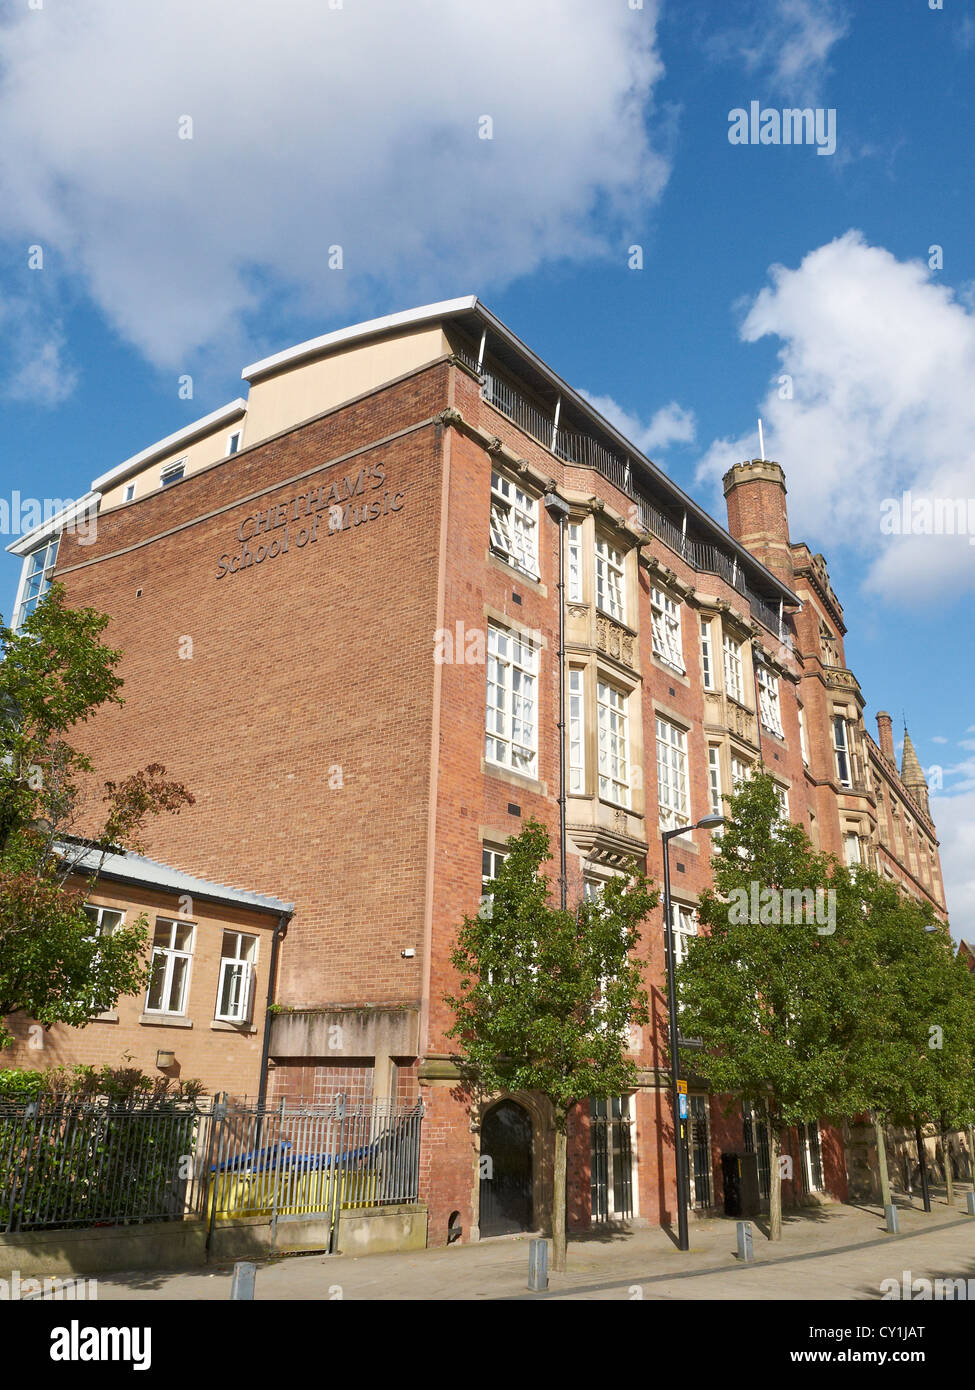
56,840,293,918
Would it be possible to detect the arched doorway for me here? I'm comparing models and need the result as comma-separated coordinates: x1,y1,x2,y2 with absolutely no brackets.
480,1099,533,1236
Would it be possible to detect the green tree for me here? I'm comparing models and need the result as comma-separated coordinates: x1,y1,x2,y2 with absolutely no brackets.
0,585,193,1045
851,886,975,1202
445,820,657,1271
675,772,868,1240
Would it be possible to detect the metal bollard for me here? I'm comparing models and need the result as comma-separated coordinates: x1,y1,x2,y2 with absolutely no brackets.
736,1220,754,1262
967,1192,975,1217
230,1262,257,1300
527,1238,549,1291
885,1203,899,1233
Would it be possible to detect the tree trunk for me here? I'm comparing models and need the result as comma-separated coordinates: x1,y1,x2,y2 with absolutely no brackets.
552,1113,568,1273
914,1119,931,1213
942,1127,954,1208
767,1106,782,1242
872,1112,892,1210
969,1125,975,1185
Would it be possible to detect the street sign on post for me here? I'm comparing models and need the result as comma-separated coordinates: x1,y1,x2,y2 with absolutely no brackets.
677,1080,687,1094
678,1094,688,1119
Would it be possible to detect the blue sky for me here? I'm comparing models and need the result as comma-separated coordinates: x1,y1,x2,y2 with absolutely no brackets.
0,0,973,936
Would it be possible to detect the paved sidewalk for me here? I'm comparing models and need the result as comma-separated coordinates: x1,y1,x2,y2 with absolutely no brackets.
91,1192,975,1301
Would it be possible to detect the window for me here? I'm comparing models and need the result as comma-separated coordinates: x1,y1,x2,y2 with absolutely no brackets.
566,522,583,602
722,633,744,703
226,430,242,456
669,902,698,965
798,704,809,767
124,482,136,502
597,681,629,805
145,920,194,1015
590,1096,634,1222
700,618,714,689
489,471,538,577
708,746,722,818
215,932,257,1022
798,1121,824,1193
82,905,124,936
833,715,852,787
731,756,751,789
650,587,683,671
756,664,783,736
160,460,186,487
568,668,586,793
820,622,840,667
14,538,59,629
485,623,538,776
774,784,790,823
480,846,507,921
594,536,625,623
656,717,689,832
843,832,861,867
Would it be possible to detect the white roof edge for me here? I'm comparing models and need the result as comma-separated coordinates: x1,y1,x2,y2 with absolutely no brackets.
241,296,479,382
90,397,248,492
6,491,102,556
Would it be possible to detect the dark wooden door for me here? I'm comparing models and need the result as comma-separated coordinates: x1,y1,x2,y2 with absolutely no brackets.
480,1100,533,1236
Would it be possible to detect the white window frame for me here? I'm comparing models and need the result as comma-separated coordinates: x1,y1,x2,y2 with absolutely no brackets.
485,623,538,777
722,633,744,703
13,538,60,630
597,680,629,806
145,919,194,1016
774,784,790,824
226,430,243,456
124,482,136,502
756,664,783,737
215,931,258,1023
160,458,187,488
568,668,586,794
833,715,852,787
594,535,626,623
566,521,583,602
82,904,125,937
843,831,862,867
731,755,751,789
669,902,698,966
798,704,809,767
656,716,689,832
707,746,722,818
489,470,539,578
480,846,507,922
700,617,714,690
651,587,684,672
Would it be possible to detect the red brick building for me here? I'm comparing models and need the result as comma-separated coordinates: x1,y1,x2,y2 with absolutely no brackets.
5,298,949,1244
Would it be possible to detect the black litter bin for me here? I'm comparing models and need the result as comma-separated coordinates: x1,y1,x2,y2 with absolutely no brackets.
722,1152,742,1216
722,1151,761,1217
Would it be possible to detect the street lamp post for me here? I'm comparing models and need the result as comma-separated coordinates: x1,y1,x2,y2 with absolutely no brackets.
663,813,724,1252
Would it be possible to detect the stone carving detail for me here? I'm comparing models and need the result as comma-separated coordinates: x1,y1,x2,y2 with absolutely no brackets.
613,808,628,834
567,603,589,620
596,616,635,668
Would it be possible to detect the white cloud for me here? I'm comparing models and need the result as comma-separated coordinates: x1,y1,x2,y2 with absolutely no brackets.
580,391,696,460
930,789,975,946
0,297,77,406
707,0,850,103
695,231,975,602
0,1,668,372
931,735,948,745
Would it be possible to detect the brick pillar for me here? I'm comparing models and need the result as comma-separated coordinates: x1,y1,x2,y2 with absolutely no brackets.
722,459,793,586
876,711,895,762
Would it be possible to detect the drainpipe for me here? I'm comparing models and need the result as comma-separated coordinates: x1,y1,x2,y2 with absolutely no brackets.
257,910,292,1110
545,490,571,910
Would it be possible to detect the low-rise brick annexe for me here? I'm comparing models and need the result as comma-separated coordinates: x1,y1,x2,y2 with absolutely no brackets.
5,299,948,1246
